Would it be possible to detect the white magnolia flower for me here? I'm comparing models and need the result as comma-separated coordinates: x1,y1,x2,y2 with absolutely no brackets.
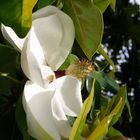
1,6,83,140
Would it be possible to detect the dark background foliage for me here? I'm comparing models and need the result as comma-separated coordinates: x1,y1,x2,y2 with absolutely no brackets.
103,0,140,139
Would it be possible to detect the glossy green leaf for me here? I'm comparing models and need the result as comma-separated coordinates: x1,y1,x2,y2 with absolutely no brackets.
63,0,103,59
92,0,110,13
0,44,18,66
59,54,78,70
87,98,122,140
110,0,116,11
0,0,37,37
98,45,115,72
88,115,109,140
89,71,120,91
35,0,56,9
104,85,127,126
69,80,95,140
110,85,127,125
86,77,101,111
0,44,20,90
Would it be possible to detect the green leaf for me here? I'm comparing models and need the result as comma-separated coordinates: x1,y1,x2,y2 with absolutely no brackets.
110,85,127,125
89,71,120,91
0,106,17,139
100,95,110,115
69,80,95,140
94,59,108,71
87,86,127,140
104,85,127,126
86,78,101,109
63,0,103,59
98,45,115,72
110,0,116,11
109,136,131,140
87,98,122,140
35,0,56,9
0,44,20,90
126,98,133,122
15,96,31,140
92,0,110,13
108,127,123,138
0,0,37,37
0,44,18,67
59,54,78,70
88,116,109,140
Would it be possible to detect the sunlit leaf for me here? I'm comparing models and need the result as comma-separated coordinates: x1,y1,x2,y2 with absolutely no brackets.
63,0,103,59
110,85,127,125
88,115,109,140
110,0,116,11
69,80,95,140
92,0,110,13
0,0,37,37
87,98,122,140
104,85,127,126
98,45,115,72
82,124,91,137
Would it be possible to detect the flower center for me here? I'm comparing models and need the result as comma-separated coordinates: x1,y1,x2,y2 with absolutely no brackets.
55,70,65,79
65,59,95,79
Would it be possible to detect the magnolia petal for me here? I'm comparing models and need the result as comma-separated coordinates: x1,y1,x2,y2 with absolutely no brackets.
51,94,72,138
51,76,83,138
55,75,83,116
21,36,55,88
31,6,75,70
23,81,61,140
1,24,25,52
32,6,59,20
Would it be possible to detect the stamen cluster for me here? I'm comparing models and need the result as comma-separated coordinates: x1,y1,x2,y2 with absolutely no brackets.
66,59,95,79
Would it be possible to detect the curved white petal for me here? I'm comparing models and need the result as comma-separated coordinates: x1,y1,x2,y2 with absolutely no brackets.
32,6,59,20
51,76,83,138
21,36,55,88
51,94,72,138
1,24,25,52
31,6,75,70
23,81,61,140
55,75,83,116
